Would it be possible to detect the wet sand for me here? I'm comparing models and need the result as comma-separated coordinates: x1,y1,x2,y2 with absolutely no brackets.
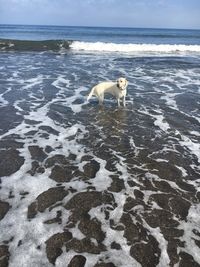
0,51,200,267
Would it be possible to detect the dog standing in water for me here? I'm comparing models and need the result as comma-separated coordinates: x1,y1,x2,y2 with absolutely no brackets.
87,77,128,107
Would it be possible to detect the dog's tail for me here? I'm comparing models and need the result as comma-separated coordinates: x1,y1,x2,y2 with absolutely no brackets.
87,86,95,101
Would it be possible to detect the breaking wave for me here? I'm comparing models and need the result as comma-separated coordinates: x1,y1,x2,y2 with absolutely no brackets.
71,41,200,53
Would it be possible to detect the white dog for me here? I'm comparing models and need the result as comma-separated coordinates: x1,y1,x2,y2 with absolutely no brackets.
87,77,128,107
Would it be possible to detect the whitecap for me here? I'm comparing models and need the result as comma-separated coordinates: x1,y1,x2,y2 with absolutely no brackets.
71,41,200,54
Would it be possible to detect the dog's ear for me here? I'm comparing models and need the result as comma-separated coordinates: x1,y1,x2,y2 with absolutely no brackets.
116,78,120,88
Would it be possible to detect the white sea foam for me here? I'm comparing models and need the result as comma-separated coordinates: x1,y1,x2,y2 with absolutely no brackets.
139,107,170,132
129,136,144,157
0,87,11,107
71,41,200,53
52,75,88,113
160,92,180,110
153,114,170,132
52,75,70,90
0,46,200,267
22,75,44,90
143,220,170,267
175,165,188,177
179,203,200,265
89,206,141,267
179,133,200,164
190,131,200,137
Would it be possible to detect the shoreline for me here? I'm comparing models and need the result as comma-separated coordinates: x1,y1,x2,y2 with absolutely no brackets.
0,40,200,266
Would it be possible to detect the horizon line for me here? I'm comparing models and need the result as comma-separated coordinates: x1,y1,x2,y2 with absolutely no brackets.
0,23,200,31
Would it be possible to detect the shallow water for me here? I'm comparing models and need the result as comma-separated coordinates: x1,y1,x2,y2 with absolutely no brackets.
0,50,200,267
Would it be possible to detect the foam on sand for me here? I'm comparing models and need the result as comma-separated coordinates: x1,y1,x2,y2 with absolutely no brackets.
0,48,200,266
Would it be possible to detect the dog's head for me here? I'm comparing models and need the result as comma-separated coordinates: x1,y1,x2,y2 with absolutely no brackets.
116,77,128,90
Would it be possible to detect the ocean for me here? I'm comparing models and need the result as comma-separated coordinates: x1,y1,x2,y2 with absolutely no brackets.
0,24,200,267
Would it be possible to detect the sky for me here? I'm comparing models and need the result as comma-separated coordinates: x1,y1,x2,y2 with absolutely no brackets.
0,0,200,29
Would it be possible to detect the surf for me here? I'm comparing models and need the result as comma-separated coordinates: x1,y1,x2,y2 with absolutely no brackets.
1,38,200,54
71,41,200,53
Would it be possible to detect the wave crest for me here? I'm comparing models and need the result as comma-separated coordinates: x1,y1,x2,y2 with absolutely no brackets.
71,41,200,53
1,39,200,53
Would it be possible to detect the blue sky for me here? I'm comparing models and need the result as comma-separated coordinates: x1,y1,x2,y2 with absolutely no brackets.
0,0,200,29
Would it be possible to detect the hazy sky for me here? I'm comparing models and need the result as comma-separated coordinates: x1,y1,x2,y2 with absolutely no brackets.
0,0,200,29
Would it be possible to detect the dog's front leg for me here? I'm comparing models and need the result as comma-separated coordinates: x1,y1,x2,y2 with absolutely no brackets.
117,98,121,107
122,95,126,107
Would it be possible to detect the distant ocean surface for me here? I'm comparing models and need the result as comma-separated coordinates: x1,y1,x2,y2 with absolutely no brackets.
0,24,200,267
0,24,200,53
1,24,200,44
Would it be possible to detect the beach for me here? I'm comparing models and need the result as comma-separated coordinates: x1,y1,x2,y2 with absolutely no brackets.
0,25,200,267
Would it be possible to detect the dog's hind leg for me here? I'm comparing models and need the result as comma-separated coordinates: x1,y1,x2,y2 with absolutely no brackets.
98,94,104,105
87,86,96,102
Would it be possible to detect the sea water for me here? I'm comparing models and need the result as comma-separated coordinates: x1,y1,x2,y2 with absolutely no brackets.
0,25,200,267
